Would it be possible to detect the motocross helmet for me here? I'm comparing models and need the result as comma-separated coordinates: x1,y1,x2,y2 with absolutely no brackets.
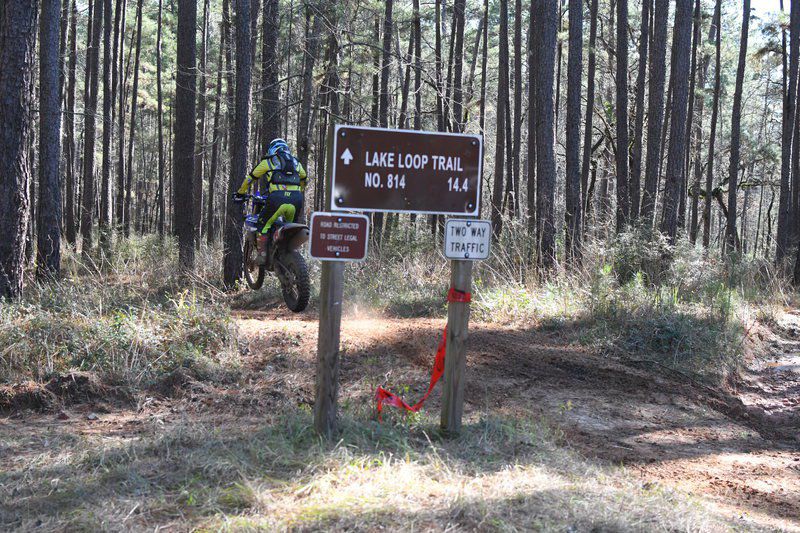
267,138,289,157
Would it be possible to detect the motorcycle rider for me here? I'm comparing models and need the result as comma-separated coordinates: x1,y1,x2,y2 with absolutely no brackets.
232,138,308,265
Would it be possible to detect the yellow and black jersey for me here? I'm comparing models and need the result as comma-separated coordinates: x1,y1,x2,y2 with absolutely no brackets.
237,152,307,195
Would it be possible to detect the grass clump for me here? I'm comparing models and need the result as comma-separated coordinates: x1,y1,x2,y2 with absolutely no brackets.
0,236,240,393
583,234,782,383
467,228,786,384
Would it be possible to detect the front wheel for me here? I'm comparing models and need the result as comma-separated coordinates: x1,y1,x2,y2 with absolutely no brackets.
279,251,310,312
243,236,265,290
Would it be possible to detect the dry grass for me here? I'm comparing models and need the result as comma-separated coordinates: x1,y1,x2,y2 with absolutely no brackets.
0,237,241,394
1,234,792,531
0,407,750,532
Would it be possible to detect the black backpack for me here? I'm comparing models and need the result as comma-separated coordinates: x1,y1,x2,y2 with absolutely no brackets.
270,151,301,186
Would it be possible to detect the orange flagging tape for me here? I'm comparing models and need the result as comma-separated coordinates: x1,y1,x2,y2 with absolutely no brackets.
447,286,471,303
374,287,471,420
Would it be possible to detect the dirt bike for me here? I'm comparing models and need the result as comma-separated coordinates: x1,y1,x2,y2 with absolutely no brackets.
241,192,311,312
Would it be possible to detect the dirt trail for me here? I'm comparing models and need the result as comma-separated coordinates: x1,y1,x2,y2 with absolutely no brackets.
234,304,800,530
2,301,798,530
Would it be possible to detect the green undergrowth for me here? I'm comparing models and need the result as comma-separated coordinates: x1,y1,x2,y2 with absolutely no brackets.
0,236,241,390
469,226,787,384
285,221,785,384
2,228,788,395
0,406,742,531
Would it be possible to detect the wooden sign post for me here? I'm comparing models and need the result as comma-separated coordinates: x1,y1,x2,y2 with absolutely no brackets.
313,128,345,438
314,124,484,437
440,259,473,435
314,258,344,438
439,218,490,433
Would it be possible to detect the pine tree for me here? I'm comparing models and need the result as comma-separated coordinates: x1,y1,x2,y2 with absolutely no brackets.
37,0,63,278
174,0,197,269
0,0,38,297
223,0,253,287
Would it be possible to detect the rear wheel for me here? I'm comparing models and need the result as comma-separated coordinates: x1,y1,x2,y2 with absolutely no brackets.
279,251,310,312
243,236,265,290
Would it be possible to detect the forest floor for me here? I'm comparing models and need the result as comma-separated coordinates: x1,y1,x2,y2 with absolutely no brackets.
2,290,799,531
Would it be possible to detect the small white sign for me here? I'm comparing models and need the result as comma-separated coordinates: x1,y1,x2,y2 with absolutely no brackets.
444,219,492,261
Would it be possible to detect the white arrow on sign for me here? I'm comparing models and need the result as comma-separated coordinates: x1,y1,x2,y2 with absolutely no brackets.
340,148,353,165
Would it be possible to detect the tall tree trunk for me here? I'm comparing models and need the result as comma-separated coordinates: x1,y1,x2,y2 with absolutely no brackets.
680,0,701,232
791,56,800,246
317,16,340,213
124,0,143,237
565,0,582,260
536,0,557,270
37,0,63,278
581,0,599,218
370,17,380,128
725,0,750,253
397,23,414,130
503,91,515,216
175,0,197,269
478,0,488,135
81,0,103,253
109,0,122,223
261,0,281,149
778,0,799,261
703,0,722,248
374,0,393,243
435,0,445,133
464,15,483,123
554,0,564,131
414,0,423,131
527,0,538,237
223,0,252,286
193,0,210,243
690,0,717,244
443,6,456,130
207,8,226,244
59,0,69,100
99,0,113,256
0,0,37,298
370,0,393,237
629,0,650,224
283,0,293,138
65,0,78,246
223,0,234,189
451,0,466,133
640,0,669,225
115,0,127,228
406,0,422,228
616,0,630,231
297,2,322,169
659,0,693,242
491,0,510,238
512,0,523,212
157,0,166,236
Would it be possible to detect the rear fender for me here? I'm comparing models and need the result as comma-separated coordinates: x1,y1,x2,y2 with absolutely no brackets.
274,224,309,251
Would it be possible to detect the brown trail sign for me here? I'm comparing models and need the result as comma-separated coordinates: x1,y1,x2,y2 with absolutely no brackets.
309,213,369,262
314,124,484,438
331,125,483,215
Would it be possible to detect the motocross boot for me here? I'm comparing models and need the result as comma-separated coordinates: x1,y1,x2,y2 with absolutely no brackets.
255,234,269,266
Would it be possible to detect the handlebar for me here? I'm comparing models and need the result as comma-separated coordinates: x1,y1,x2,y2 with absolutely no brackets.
238,192,269,206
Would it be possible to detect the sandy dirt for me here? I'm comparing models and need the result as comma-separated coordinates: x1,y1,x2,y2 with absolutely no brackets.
232,302,800,530
2,299,799,531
